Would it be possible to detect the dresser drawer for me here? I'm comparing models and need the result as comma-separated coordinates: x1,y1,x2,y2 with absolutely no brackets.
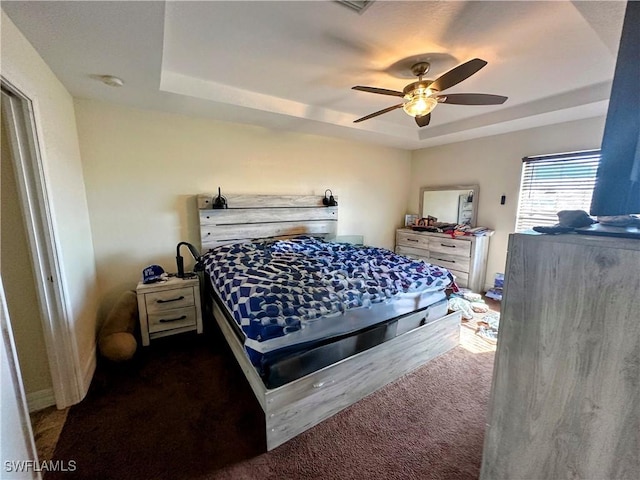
395,228,489,293
396,230,430,249
148,306,197,333
396,245,429,261
428,252,471,273
145,287,195,313
429,237,472,257
448,269,469,288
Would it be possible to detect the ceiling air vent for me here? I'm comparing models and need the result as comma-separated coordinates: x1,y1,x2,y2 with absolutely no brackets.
335,1,374,14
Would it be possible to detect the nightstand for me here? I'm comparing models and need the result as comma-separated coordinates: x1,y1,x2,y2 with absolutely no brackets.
136,276,203,346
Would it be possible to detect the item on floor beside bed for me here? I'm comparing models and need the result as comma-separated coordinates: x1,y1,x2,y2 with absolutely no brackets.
471,301,490,313
459,289,482,302
98,290,138,362
447,296,474,320
485,273,504,301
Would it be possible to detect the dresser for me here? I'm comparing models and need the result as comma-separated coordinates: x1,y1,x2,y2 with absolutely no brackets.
480,233,639,479
395,228,489,292
136,276,203,346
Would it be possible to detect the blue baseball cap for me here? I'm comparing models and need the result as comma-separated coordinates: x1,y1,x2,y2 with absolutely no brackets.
142,265,166,284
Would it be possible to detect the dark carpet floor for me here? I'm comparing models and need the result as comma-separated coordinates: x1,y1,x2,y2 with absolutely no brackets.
50,325,494,480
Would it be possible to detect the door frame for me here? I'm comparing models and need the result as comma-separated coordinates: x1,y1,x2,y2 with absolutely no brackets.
0,277,40,479
1,77,82,408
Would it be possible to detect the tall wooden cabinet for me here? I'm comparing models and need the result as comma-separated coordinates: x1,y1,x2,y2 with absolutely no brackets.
480,233,639,479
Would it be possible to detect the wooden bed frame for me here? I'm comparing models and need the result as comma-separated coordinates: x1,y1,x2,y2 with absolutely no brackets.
197,193,461,450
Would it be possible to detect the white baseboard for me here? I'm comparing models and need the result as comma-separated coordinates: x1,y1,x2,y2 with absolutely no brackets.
80,344,96,401
26,388,56,412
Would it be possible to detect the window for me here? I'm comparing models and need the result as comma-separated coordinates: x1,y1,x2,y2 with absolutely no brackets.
515,150,600,232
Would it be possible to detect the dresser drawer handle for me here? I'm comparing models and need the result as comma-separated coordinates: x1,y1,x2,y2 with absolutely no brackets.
407,238,419,242
159,315,187,323
440,243,457,248
156,295,185,304
434,258,454,263
313,380,335,389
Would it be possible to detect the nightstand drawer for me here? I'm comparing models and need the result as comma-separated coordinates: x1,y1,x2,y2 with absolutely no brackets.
145,287,194,313
148,307,197,333
429,238,471,257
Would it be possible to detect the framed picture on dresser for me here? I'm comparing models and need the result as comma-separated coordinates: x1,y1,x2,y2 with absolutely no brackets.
404,214,418,227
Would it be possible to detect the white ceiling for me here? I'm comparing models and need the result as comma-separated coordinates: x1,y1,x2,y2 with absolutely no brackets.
2,1,627,150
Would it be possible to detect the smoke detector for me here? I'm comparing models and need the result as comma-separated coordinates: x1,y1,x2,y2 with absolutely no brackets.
335,1,374,14
97,75,124,87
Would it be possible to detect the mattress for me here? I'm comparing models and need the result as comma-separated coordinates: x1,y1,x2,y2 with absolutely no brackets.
263,297,449,387
202,236,454,371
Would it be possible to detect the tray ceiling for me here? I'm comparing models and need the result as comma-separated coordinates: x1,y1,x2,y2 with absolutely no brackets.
2,1,626,150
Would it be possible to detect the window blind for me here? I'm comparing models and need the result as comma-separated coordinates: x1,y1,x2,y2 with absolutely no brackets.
515,150,600,232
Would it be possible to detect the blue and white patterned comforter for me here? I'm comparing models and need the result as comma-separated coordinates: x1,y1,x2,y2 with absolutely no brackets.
203,236,453,364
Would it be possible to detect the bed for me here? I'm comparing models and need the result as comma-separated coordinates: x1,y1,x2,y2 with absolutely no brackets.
197,194,461,450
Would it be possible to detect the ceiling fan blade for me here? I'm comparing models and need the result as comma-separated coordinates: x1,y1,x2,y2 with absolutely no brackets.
429,58,487,92
437,93,508,105
353,104,404,123
352,86,405,97
415,113,431,127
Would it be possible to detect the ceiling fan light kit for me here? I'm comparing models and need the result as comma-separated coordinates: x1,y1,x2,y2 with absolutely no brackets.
402,88,437,117
352,58,508,127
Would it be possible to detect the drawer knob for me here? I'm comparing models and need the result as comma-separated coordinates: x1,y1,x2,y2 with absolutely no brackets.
159,315,187,323
440,243,456,248
156,295,185,304
407,238,419,242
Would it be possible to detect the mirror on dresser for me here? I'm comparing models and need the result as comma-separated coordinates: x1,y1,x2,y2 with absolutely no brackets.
419,185,479,227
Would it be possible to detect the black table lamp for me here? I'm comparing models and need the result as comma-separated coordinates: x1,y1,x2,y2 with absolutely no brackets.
176,242,203,278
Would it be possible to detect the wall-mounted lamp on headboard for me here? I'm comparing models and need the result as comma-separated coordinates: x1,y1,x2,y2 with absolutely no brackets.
212,187,228,209
323,189,338,207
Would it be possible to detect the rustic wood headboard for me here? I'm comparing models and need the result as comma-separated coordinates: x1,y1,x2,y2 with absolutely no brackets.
197,194,338,251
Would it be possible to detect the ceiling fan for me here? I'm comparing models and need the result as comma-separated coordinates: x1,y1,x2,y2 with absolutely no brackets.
352,58,507,127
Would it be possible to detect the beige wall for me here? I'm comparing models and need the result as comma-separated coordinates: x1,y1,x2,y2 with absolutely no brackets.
410,116,607,289
1,115,52,395
74,95,606,306
1,11,100,401
74,99,411,310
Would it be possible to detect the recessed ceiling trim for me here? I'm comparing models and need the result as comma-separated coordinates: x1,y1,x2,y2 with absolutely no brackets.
419,81,612,141
3,0,626,151
416,100,609,149
159,70,413,140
